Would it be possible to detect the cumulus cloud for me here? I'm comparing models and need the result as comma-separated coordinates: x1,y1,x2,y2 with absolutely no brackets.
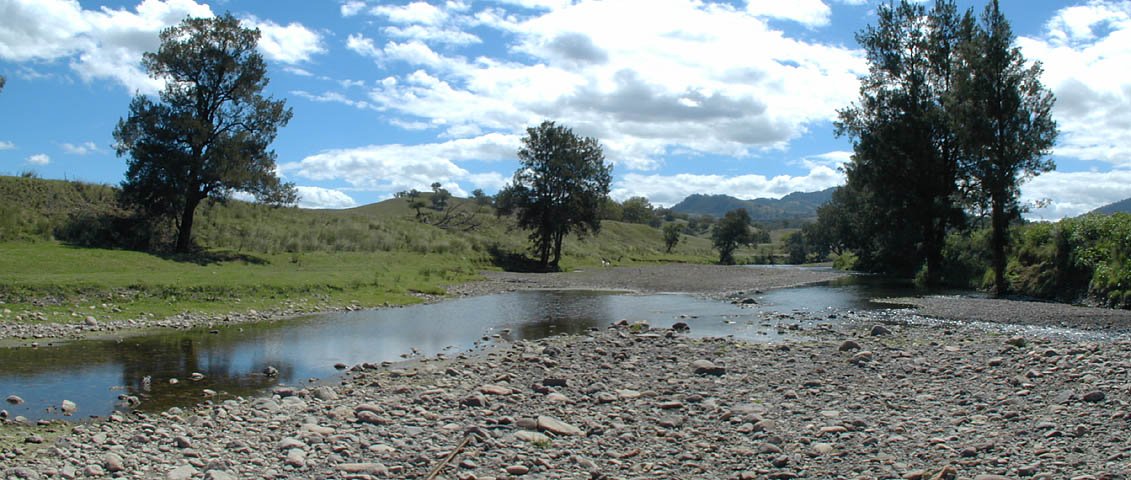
295,186,358,209
246,17,326,65
27,153,50,165
61,141,100,155
745,0,833,27
0,0,324,93
612,163,845,207
0,141,15,150
340,0,367,17
345,0,865,173
1022,169,1131,220
1018,1,1131,167
279,133,521,197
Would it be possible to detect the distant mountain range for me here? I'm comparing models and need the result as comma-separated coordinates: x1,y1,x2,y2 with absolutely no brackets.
670,187,835,222
1091,197,1131,215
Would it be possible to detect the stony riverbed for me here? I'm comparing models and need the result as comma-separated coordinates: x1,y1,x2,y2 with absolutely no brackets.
3,312,1130,480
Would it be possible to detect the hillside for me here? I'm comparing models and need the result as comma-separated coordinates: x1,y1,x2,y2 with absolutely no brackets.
0,175,719,266
1091,197,1131,215
670,187,835,221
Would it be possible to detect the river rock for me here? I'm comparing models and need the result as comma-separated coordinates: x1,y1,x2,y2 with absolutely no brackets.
263,366,279,377
167,465,197,480
312,386,338,401
870,325,892,336
84,316,98,327
338,463,387,475
537,415,582,436
285,448,307,468
515,431,551,444
480,384,513,395
505,465,530,475
104,453,125,472
83,465,105,477
5,395,24,405
692,359,726,375
839,340,862,351
1082,390,1105,402
461,394,488,407
60,399,77,415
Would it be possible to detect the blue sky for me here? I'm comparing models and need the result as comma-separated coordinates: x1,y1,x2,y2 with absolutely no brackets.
1,0,1129,219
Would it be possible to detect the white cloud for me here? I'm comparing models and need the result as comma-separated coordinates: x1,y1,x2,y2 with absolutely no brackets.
371,2,449,25
246,17,325,65
612,164,845,207
0,141,15,150
62,141,100,155
292,90,374,110
1022,169,1131,220
1019,1,1131,168
295,186,358,209
27,153,50,165
745,0,832,27
351,0,865,172
0,1,325,93
280,133,521,197
340,0,366,17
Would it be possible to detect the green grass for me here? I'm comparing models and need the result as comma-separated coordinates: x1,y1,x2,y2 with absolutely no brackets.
0,242,485,324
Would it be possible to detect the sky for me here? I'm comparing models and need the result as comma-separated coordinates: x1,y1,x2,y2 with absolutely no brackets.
0,0,1129,219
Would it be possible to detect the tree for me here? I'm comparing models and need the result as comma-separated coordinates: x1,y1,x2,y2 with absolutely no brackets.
950,0,1057,296
114,14,294,253
785,231,808,264
430,182,451,210
496,121,612,270
471,188,492,206
663,223,682,253
621,196,655,224
835,0,967,281
712,208,753,265
395,189,427,219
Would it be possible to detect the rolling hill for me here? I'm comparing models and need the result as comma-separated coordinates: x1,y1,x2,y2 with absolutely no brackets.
1091,197,1131,215
670,187,835,222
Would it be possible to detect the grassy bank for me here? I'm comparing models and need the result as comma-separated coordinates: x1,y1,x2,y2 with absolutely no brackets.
0,175,735,325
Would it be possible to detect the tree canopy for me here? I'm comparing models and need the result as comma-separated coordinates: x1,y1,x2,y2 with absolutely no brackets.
712,208,753,265
823,0,1055,291
113,13,294,253
496,121,612,270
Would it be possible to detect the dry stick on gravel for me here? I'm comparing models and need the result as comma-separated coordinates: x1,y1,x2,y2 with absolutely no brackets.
426,433,478,480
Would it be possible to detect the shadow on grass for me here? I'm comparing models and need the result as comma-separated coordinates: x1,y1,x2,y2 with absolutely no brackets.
487,245,557,273
155,249,270,266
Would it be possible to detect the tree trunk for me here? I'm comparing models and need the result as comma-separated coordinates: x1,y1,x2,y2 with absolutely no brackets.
990,194,1008,297
175,196,201,253
551,230,564,270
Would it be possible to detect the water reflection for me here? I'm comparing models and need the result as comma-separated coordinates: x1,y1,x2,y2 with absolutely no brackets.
0,279,976,422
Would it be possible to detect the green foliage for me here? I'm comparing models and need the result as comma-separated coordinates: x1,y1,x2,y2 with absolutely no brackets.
662,222,682,253
832,251,858,271
941,214,1131,308
496,121,612,270
114,13,295,253
949,0,1057,295
711,209,753,265
621,196,655,225
785,231,808,264
835,0,966,281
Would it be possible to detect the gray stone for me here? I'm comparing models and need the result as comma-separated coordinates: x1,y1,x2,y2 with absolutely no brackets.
505,465,530,475
166,465,198,480
537,415,583,436
1082,390,1105,402
285,448,307,468
869,325,892,336
312,386,338,401
692,359,726,375
839,340,862,351
5,395,24,405
104,453,126,472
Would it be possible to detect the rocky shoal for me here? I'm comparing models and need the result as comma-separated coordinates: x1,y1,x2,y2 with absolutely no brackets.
3,313,1130,480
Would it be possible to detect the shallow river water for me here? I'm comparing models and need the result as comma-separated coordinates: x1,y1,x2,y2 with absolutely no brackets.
0,274,955,421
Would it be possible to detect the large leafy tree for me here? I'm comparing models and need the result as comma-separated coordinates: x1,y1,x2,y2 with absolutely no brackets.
950,0,1057,295
835,0,967,282
114,13,295,253
711,208,753,265
496,121,612,270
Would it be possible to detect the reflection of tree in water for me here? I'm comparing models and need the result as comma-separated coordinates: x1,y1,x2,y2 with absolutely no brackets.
512,291,606,339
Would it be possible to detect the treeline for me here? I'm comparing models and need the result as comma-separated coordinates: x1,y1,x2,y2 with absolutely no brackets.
790,0,1059,297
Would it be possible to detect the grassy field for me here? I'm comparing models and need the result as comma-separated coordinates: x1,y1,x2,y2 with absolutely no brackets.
0,175,756,324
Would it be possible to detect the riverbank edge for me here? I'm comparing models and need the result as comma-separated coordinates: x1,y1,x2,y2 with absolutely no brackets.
0,264,849,345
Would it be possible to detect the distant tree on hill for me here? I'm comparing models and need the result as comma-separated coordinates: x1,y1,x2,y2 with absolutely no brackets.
113,14,294,253
430,182,451,210
663,223,682,253
712,208,754,265
394,189,427,219
471,188,492,207
496,121,612,270
621,196,655,224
